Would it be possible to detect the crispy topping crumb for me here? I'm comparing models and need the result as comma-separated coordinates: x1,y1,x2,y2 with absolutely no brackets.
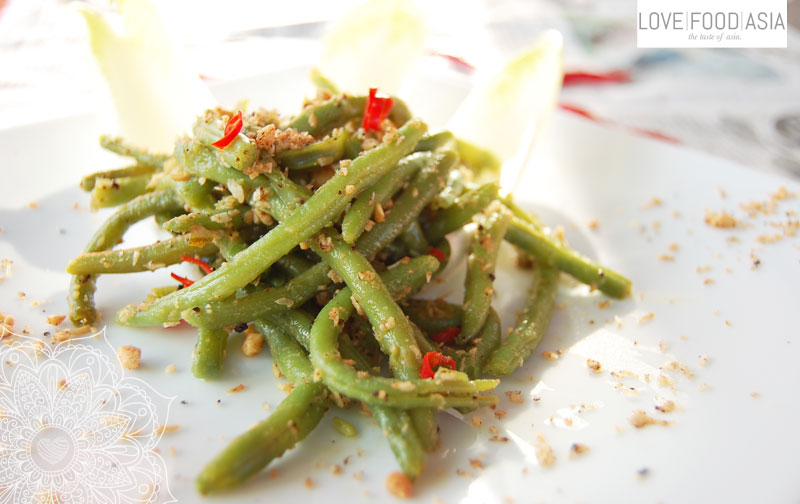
46,314,66,326
541,350,559,361
586,359,603,374
505,390,524,404
117,345,141,370
629,409,671,428
654,397,676,413
227,384,246,393
704,210,739,229
569,443,590,457
242,328,264,357
155,424,181,435
386,472,412,498
535,433,556,467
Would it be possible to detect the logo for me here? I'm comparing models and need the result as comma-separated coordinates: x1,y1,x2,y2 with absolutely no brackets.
0,328,175,503
637,0,787,48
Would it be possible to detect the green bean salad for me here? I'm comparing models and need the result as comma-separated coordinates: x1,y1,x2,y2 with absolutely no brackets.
67,85,631,496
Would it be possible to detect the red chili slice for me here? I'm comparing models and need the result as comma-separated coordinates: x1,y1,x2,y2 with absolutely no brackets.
180,255,214,275
420,351,457,379
427,247,446,262
170,272,194,288
362,87,394,132
563,70,631,86
431,327,460,344
559,103,599,122
211,110,243,149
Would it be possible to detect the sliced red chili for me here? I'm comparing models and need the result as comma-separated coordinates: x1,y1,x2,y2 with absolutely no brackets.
362,87,394,132
559,103,599,122
170,272,194,288
430,51,475,73
431,327,460,344
180,255,214,275
211,110,243,149
420,351,457,379
427,247,446,262
563,70,631,86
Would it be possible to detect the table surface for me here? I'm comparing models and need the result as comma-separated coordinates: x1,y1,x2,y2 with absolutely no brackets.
0,0,799,179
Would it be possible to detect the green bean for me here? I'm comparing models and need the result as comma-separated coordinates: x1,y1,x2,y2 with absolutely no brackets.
499,195,542,227
275,253,314,278
381,239,410,264
343,134,363,159
175,178,216,211
370,406,425,477
173,141,302,224
309,68,340,95
193,117,258,172
263,313,372,381
390,98,413,127
403,298,462,337
68,189,182,326
99,134,168,167
176,140,261,193
399,220,430,256
162,206,250,233
289,94,412,137
89,175,151,209
262,304,425,477
332,417,357,437
116,120,426,327
213,233,248,262
67,235,217,274
80,164,157,192
181,264,328,328
341,151,431,243
408,320,443,357
181,148,449,330
433,166,469,209
483,265,559,376
196,380,326,494
289,95,366,137
460,310,502,379
424,182,500,243
308,281,499,408
275,129,351,170
356,150,457,255
313,229,423,379
202,318,413,493
255,320,315,383
309,231,497,405
460,203,511,343
338,332,375,372
191,326,229,380
414,131,455,153
455,137,501,184
504,217,631,299
266,255,436,350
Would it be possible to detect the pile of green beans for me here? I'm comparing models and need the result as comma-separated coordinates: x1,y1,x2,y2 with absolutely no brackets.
67,88,631,496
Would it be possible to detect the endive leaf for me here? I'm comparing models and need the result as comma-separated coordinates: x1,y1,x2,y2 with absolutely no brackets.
317,0,425,94
80,0,215,153
447,30,564,191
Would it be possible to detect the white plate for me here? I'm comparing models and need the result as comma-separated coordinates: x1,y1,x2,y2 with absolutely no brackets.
1,67,799,504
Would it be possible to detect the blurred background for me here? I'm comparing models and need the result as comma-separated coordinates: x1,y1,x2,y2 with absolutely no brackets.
1,0,799,178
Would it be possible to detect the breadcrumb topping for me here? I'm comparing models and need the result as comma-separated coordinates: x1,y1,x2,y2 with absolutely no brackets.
255,124,314,155
117,345,141,370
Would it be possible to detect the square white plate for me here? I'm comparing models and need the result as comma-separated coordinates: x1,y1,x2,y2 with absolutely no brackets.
1,66,799,503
